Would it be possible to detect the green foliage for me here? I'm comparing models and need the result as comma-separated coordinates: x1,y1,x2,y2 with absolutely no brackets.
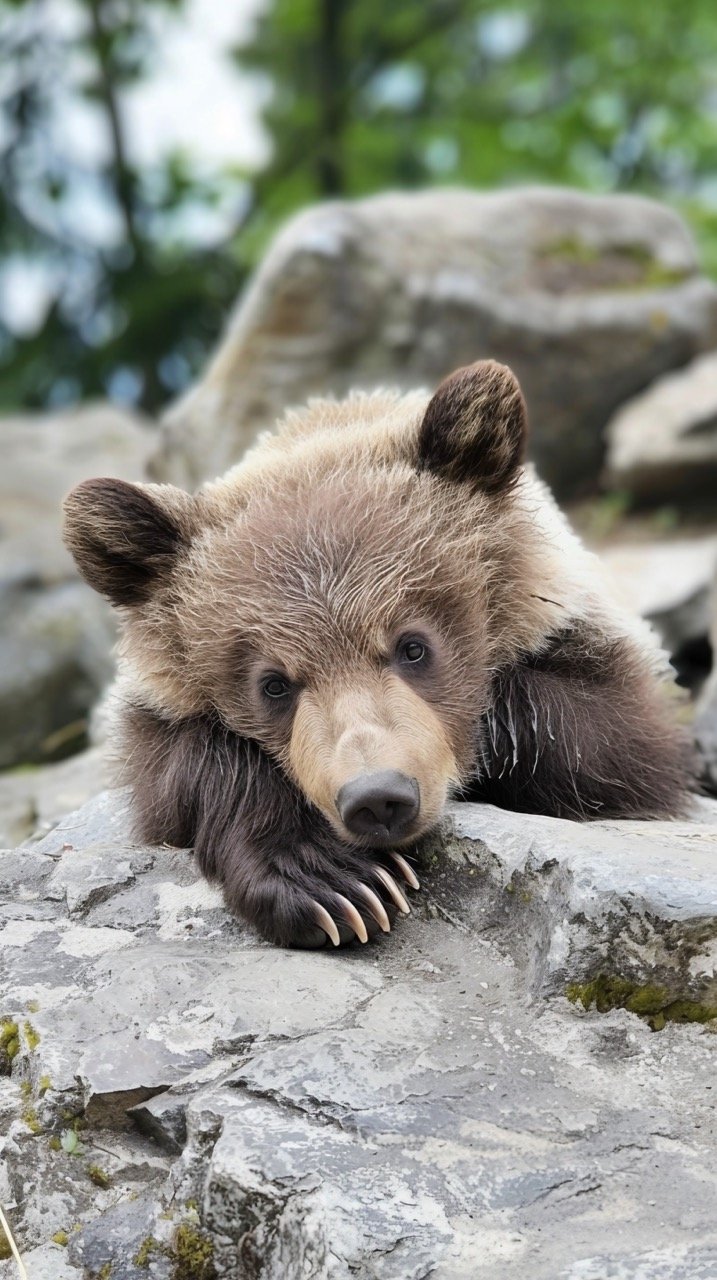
2,0,717,412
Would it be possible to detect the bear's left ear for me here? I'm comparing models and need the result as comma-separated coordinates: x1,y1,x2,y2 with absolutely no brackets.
63,477,197,607
416,360,527,494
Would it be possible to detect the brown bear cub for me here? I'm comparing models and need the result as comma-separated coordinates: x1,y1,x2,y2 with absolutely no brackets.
63,361,693,948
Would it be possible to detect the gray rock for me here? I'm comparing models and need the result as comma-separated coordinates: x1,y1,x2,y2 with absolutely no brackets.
3,788,717,1278
0,584,115,770
605,351,717,503
0,402,155,770
600,536,717,686
697,693,717,795
695,563,717,793
0,402,153,586
0,746,105,849
150,186,717,498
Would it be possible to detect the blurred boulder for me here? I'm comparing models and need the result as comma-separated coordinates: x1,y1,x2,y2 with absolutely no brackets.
150,186,717,497
0,744,104,847
695,564,717,795
601,537,717,689
0,402,154,769
605,352,717,503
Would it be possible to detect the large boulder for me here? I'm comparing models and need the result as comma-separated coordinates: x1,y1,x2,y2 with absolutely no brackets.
150,186,717,497
695,563,717,794
0,403,154,768
3,791,717,1277
605,351,717,503
600,536,717,689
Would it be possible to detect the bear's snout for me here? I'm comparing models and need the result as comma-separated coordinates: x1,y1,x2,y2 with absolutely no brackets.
336,769,420,843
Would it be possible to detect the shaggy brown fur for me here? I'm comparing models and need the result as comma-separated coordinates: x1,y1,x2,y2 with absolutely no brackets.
62,359,695,948
121,703,400,946
472,626,693,819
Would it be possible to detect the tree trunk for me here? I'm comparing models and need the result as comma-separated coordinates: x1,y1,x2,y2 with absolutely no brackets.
316,0,347,196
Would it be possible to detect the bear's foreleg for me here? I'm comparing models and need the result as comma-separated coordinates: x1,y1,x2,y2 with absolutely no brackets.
473,627,694,820
120,704,415,946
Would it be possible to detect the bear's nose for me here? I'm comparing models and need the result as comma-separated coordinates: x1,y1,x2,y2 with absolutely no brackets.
336,770,420,841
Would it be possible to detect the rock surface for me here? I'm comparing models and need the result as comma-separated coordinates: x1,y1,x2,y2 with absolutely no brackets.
0,403,154,769
3,789,717,1278
605,351,717,503
150,186,717,498
0,747,105,849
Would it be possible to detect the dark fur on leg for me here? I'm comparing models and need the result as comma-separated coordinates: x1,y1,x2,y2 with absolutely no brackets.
120,704,398,946
468,627,695,820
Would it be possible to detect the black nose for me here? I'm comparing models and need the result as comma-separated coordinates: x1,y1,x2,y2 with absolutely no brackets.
336,770,420,840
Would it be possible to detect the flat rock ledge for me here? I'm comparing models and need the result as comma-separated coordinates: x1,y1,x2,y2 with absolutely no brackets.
2,790,717,1279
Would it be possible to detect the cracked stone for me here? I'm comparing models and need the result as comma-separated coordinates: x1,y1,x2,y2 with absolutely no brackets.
2,788,717,1278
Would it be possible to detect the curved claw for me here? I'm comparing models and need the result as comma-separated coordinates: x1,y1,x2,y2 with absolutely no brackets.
374,866,411,915
390,851,420,891
357,883,391,933
335,894,369,943
312,902,341,947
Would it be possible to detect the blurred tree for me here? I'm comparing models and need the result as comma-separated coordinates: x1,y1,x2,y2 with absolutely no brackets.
0,0,244,412
237,0,717,242
2,0,717,414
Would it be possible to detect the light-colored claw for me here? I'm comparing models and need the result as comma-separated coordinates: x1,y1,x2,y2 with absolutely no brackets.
335,894,369,944
375,866,411,915
390,851,420,890
312,902,341,947
358,883,391,933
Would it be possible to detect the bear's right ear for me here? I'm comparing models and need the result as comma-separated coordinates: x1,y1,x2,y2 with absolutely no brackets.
415,360,527,495
63,478,195,607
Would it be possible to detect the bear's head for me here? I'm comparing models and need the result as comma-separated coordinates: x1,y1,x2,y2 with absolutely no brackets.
63,361,532,849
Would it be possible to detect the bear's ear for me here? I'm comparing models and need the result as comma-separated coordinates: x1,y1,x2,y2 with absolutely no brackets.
63,477,195,607
416,360,527,494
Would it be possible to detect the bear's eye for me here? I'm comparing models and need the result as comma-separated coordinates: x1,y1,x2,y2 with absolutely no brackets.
396,636,430,666
262,675,291,700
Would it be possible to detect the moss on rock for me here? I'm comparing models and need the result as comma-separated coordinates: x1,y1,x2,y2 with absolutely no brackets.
0,1019,19,1073
134,1236,161,1269
567,973,717,1032
172,1224,216,1280
88,1165,112,1189
539,237,689,292
23,1020,40,1051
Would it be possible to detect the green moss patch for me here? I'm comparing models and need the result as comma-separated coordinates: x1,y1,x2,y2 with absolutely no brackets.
88,1165,112,1189
134,1236,162,1269
172,1224,216,1280
567,974,717,1032
133,1223,216,1279
539,237,689,293
23,1020,40,1051
0,1019,19,1073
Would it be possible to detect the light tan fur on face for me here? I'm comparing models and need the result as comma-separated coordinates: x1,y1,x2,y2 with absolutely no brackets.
289,671,459,843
